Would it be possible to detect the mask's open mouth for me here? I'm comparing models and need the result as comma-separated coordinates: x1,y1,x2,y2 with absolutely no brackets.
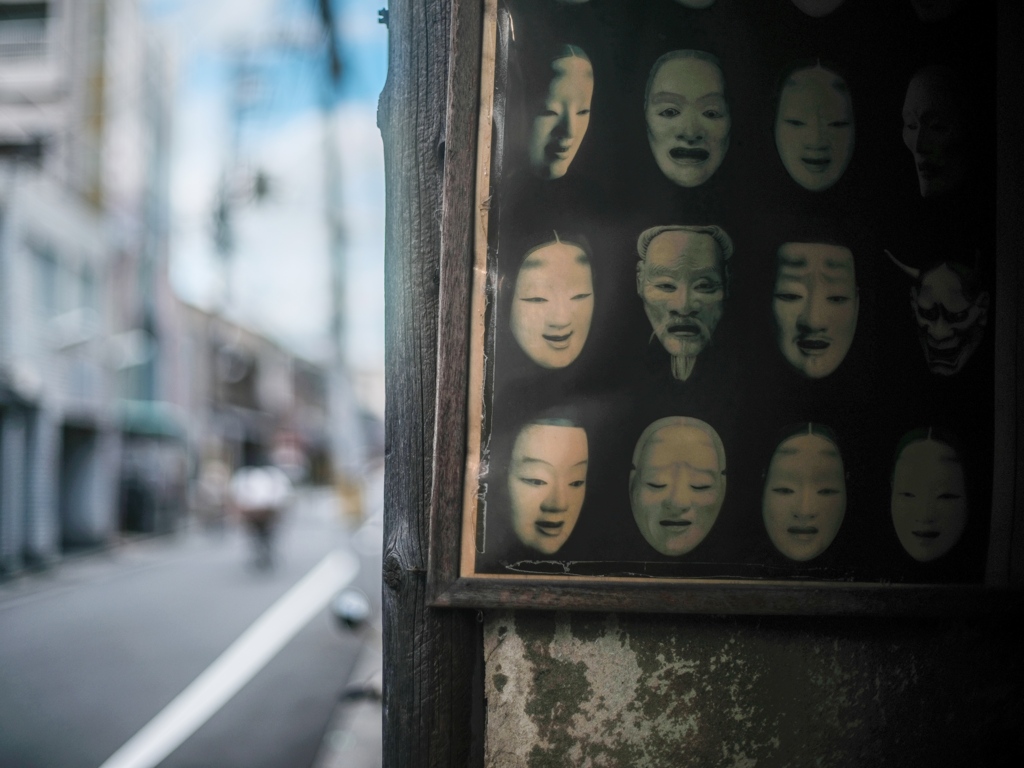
543,332,572,345
535,520,564,537
800,156,831,170
796,338,830,354
669,147,709,163
668,322,701,337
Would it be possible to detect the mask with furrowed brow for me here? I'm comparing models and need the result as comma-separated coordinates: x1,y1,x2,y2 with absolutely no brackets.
886,250,989,376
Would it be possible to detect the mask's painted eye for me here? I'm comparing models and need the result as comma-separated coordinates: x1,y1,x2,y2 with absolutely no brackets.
569,480,586,488
518,476,546,487
784,119,806,127
774,292,803,302
818,488,841,496
771,486,795,495
645,482,667,490
658,107,680,118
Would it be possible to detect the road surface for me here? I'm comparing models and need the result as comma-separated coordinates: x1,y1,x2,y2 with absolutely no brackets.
0,473,382,768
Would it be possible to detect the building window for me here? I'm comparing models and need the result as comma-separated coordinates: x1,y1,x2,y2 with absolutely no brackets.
0,3,48,59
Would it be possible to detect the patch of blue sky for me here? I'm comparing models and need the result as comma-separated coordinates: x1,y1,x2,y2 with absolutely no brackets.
148,0,385,125
144,0,387,375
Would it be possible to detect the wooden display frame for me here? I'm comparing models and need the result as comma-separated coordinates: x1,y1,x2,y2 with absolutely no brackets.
426,0,1023,615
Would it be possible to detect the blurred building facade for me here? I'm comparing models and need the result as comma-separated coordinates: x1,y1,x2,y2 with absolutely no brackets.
171,301,336,490
0,0,176,573
0,1,380,577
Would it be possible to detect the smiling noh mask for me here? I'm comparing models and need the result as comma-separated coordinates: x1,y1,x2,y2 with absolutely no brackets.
762,424,846,562
527,46,593,180
630,416,727,556
645,50,731,188
775,64,854,192
886,249,989,376
507,418,588,555
510,235,595,369
891,429,967,562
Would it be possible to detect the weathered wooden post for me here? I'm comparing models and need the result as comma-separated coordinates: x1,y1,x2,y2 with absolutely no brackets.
379,0,481,764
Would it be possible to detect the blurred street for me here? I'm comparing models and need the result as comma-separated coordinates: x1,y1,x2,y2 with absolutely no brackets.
0,466,383,768
1,3,386,765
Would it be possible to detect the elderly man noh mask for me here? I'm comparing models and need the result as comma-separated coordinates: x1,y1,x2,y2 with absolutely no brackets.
886,250,989,376
630,416,727,556
636,225,732,382
902,66,968,198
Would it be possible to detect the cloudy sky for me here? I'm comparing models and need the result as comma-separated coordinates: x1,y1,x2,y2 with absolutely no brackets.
143,0,388,375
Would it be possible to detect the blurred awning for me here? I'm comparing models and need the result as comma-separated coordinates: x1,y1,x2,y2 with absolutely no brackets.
120,400,187,440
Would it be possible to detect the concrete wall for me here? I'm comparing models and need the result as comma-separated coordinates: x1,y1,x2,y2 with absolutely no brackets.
485,611,1023,767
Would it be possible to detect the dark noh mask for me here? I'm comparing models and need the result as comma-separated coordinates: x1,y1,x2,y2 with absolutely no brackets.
886,250,989,376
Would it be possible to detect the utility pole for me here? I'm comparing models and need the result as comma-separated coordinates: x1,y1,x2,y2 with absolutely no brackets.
212,48,263,313
310,0,369,514
314,0,346,364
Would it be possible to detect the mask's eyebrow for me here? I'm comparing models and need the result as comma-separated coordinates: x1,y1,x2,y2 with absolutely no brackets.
642,263,683,279
515,456,553,466
515,456,589,468
777,255,855,282
519,256,547,272
775,445,839,459
778,253,808,269
649,90,725,105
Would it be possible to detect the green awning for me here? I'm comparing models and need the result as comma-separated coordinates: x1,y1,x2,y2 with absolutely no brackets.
120,400,186,440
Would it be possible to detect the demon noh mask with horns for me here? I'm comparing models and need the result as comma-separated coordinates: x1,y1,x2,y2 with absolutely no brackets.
886,250,989,376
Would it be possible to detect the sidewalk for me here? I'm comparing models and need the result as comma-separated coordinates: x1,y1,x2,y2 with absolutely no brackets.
313,462,384,768
312,627,382,768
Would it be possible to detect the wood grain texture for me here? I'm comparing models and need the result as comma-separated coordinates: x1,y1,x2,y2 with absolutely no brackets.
380,0,481,765
433,577,1024,618
427,0,484,604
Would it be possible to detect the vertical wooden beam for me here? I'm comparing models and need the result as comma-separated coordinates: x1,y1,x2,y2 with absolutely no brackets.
380,0,481,765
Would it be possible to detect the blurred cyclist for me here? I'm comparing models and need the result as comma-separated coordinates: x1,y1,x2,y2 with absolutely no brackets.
229,465,293,569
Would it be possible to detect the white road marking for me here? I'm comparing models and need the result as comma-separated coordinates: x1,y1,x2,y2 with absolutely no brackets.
97,549,359,768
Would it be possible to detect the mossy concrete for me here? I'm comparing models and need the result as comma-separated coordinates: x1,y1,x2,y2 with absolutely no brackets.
484,611,1023,767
